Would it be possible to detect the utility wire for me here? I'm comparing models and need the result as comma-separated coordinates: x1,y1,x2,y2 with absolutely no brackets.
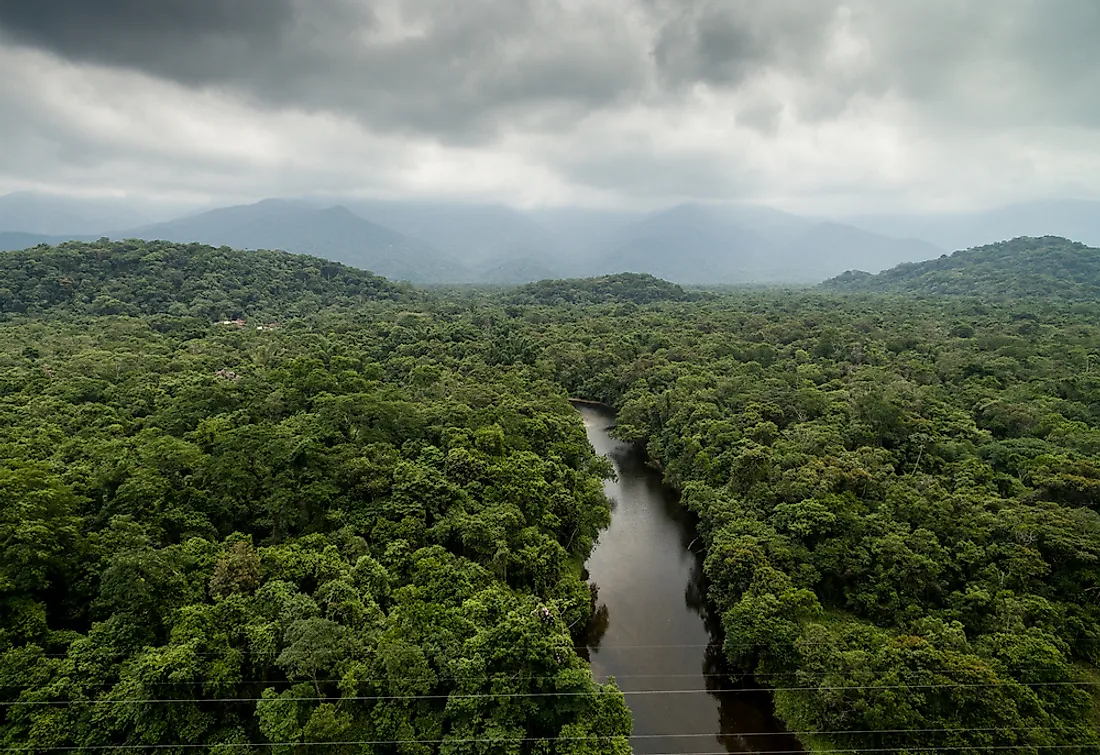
1,740,1095,753
4,680,1099,706
1,665,1075,689
22,648,676,658
29,641,942,657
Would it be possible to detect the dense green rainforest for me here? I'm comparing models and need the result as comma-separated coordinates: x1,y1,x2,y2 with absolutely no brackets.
3,239,1100,753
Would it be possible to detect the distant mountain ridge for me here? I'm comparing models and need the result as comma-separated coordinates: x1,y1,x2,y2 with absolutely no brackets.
125,200,469,283
0,231,98,251
338,198,563,270
843,199,1100,251
9,192,1100,285
75,199,951,284
822,236,1100,299
589,203,944,283
0,191,189,234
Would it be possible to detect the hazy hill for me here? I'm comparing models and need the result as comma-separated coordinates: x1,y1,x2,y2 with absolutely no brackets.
0,191,187,235
509,272,697,305
822,236,1100,299
0,238,407,320
525,206,645,256
845,199,1100,251
124,200,469,283
12,192,1073,286
587,203,943,283
341,198,564,272
775,221,944,282
589,204,773,281
0,231,97,250
477,256,563,285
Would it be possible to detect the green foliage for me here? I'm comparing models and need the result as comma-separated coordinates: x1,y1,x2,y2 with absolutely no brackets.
0,308,625,752
509,273,698,306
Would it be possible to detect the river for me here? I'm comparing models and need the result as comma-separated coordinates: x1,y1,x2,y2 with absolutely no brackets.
577,404,802,755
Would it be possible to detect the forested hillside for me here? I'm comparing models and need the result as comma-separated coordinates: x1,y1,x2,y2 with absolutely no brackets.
0,239,409,320
3,240,1100,753
509,273,697,305
824,236,1100,298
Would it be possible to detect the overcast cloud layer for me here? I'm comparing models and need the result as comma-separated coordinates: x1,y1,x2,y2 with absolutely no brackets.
1,0,1098,213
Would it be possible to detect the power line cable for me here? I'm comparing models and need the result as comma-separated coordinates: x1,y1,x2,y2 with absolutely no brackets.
1,740,1095,753
4,680,1099,706
26,641,1088,654
2,665,1076,689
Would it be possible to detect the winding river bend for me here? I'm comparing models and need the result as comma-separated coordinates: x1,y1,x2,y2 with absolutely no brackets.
577,404,802,755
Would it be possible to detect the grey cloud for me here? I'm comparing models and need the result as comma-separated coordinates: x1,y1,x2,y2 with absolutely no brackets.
4,0,1099,139
646,0,1100,128
733,100,783,134
0,0,297,86
0,68,405,202
649,0,838,88
0,0,294,42
855,1,1100,127
556,146,760,201
2,0,1100,210
871,1,1100,127
0,0,649,141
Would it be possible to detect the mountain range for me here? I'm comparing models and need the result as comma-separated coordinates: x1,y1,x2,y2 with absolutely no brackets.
2,191,1098,285
122,200,468,284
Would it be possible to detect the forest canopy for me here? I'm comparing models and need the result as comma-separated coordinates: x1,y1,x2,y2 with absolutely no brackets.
508,272,698,306
3,238,1100,753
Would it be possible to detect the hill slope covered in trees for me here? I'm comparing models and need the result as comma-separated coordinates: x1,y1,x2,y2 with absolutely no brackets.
509,272,698,305
823,236,1100,298
0,239,409,320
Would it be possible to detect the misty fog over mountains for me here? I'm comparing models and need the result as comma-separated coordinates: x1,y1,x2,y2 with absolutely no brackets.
3,191,1099,285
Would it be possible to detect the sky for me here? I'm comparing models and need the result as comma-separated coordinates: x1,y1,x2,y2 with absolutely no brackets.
1,0,1099,214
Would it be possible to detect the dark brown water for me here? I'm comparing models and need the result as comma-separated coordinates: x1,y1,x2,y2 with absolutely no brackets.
578,404,802,755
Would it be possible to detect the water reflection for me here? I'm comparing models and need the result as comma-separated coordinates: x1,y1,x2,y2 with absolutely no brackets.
584,582,610,650
576,404,802,755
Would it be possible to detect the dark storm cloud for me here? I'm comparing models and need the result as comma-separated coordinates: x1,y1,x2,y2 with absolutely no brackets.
0,0,302,94
556,145,760,200
648,0,837,88
0,0,647,140
646,0,1100,127
2,0,1100,208
3,0,1099,138
0,0,295,50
